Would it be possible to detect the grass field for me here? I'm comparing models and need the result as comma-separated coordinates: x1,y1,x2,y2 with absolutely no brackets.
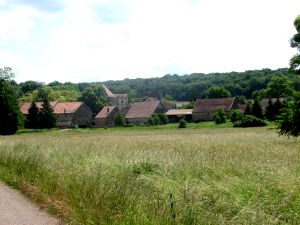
0,125,299,224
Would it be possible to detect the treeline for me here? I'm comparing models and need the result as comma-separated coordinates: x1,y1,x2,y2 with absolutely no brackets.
16,68,300,103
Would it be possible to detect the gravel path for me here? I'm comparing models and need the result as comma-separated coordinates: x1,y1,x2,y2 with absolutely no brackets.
0,182,60,225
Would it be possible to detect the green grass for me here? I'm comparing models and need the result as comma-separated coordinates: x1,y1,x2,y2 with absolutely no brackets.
0,126,299,224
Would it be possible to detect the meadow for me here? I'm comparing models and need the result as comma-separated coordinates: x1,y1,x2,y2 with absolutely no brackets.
0,125,299,224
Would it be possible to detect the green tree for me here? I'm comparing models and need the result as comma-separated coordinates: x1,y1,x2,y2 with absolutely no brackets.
290,15,300,74
244,102,252,115
25,102,40,129
251,98,263,119
114,113,125,127
152,113,160,126
265,76,294,98
148,116,155,126
39,95,56,129
265,98,275,121
213,108,227,124
79,87,106,115
229,109,244,123
277,92,300,136
206,86,231,98
0,68,23,135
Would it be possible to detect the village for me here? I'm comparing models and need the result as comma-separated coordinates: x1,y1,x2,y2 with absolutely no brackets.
19,84,276,128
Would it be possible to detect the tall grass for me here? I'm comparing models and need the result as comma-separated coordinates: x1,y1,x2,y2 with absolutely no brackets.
0,128,299,224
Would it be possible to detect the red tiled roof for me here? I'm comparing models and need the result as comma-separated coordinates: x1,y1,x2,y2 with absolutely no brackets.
125,101,160,119
166,109,193,116
103,85,116,97
193,98,236,113
53,102,83,114
20,102,58,114
95,106,118,119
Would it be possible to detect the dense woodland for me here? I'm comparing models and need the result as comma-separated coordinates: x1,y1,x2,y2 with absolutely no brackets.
15,68,299,103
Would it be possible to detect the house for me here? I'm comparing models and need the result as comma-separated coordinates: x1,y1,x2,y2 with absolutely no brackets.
103,85,129,110
95,106,119,128
20,101,58,120
20,101,92,128
192,98,239,121
260,98,285,112
238,104,247,111
53,102,92,128
165,109,193,122
125,98,168,124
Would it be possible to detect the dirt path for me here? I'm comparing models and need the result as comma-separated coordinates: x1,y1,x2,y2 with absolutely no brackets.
0,182,60,225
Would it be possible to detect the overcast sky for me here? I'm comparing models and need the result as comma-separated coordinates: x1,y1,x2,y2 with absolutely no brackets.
0,0,299,83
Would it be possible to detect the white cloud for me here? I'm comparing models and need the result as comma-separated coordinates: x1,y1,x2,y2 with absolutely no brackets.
0,0,299,83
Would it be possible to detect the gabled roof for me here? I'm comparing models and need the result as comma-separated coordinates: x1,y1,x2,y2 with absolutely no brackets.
95,106,118,119
166,109,193,116
20,102,58,114
103,84,116,98
125,100,161,119
193,98,236,113
53,102,84,114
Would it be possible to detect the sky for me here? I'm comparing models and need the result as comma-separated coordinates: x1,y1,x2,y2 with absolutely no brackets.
0,0,299,83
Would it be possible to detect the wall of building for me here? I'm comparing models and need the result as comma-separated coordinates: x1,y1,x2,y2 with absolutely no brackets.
73,103,93,126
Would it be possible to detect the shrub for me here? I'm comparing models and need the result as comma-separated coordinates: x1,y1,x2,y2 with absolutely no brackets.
151,113,160,126
234,115,267,127
157,113,168,125
178,119,187,128
114,113,125,127
213,108,226,124
229,109,244,123
148,116,155,126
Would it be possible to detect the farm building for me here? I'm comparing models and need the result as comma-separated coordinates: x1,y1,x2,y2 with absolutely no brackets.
165,109,193,122
192,98,239,121
20,101,58,121
95,106,119,128
125,98,168,124
53,102,92,128
103,85,129,110
20,101,93,128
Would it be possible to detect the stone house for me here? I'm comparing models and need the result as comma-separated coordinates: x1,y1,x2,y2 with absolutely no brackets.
192,98,239,121
103,85,129,110
125,98,168,124
95,106,119,128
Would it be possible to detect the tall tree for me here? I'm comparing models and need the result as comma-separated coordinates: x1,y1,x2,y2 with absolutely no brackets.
79,87,106,115
206,86,231,98
25,102,40,129
290,15,300,74
0,68,23,135
39,95,56,129
251,98,263,119
265,76,294,98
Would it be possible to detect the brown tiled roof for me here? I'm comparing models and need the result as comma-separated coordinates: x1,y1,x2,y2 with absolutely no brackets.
125,101,160,119
166,109,193,116
95,106,118,119
20,102,58,114
238,104,247,111
103,85,116,97
53,102,83,114
193,98,236,113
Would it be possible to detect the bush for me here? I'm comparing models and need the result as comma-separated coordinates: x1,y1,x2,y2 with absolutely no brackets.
234,115,267,127
213,108,226,124
157,113,168,125
114,113,125,127
229,109,244,123
148,116,155,126
178,119,187,128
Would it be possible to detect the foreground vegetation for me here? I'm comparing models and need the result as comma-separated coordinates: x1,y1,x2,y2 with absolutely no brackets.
0,127,299,224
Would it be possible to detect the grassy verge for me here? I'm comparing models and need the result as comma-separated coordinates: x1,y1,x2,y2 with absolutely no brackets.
0,127,299,224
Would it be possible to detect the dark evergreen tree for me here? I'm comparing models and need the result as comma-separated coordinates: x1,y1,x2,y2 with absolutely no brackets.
244,102,252,115
0,68,23,135
25,102,40,129
39,96,56,129
114,113,125,127
251,99,263,118
178,119,187,128
272,98,283,120
265,98,275,121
